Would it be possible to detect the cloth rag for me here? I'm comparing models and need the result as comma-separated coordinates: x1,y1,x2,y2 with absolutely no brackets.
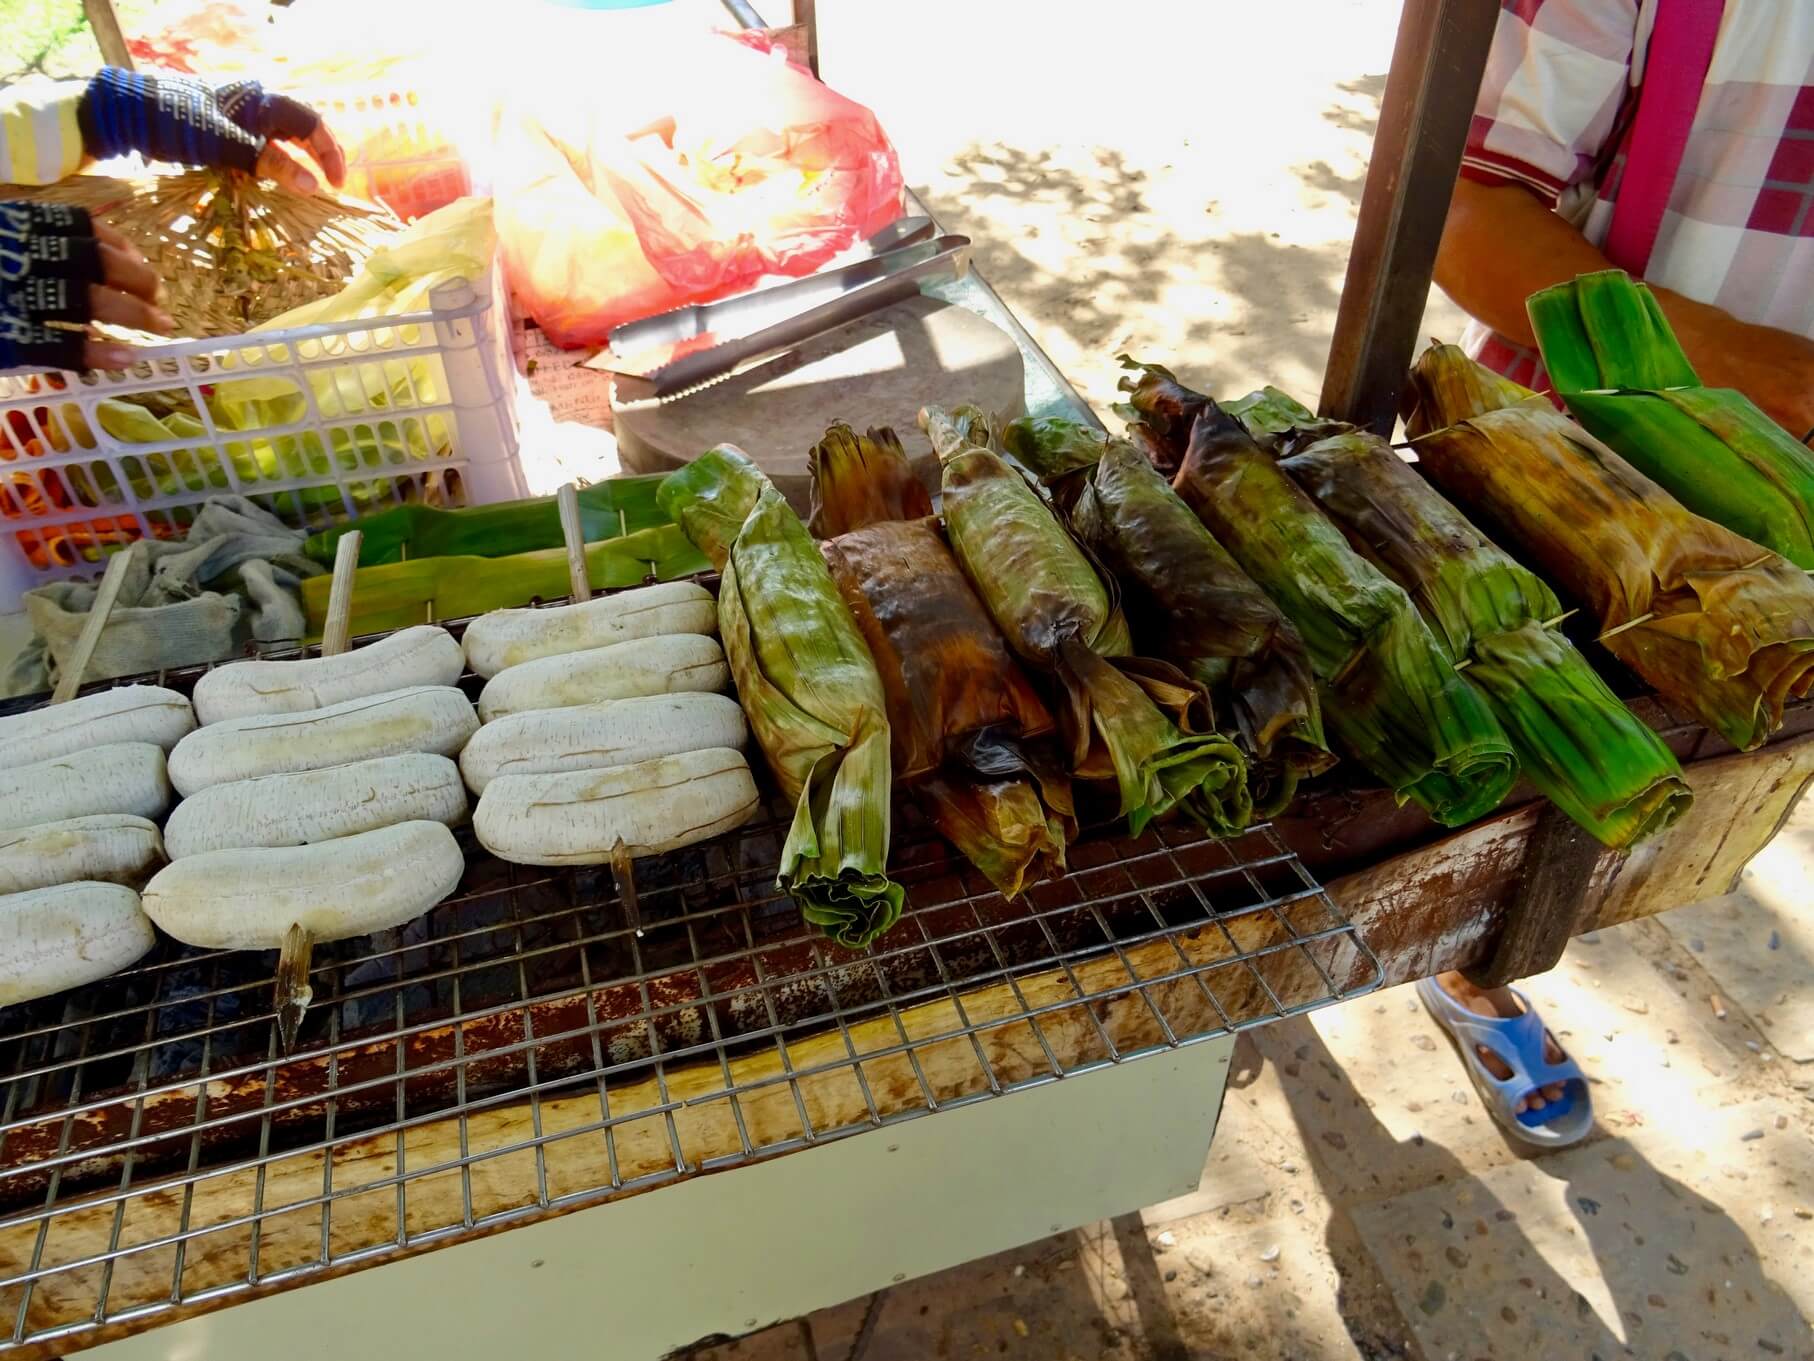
4,497,324,697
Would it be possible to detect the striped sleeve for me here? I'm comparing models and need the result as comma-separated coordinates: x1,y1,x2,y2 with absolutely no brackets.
1462,0,1641,202
0,79,87,186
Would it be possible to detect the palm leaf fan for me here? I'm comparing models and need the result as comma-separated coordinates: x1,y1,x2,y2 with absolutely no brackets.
0,170,401,339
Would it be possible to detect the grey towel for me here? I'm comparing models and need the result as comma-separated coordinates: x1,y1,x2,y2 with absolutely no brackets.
5,497,325,697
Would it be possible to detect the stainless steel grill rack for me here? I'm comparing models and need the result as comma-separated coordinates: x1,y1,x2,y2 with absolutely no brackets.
0,637,1379,1356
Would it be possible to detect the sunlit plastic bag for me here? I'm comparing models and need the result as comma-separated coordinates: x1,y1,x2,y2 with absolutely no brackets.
495,30,904,348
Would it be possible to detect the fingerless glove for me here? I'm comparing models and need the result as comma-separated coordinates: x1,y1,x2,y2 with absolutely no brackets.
78,68,322,175
0,202,103,372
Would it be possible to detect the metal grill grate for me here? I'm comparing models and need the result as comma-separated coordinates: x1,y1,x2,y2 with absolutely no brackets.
0,647,1379,1356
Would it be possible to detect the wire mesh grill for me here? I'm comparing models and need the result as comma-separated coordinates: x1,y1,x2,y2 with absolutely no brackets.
0,644,1378,1357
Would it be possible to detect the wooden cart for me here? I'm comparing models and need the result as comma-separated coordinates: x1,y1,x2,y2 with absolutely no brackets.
0,2,1805,1357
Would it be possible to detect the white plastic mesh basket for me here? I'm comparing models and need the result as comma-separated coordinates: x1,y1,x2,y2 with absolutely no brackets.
0,265,523,610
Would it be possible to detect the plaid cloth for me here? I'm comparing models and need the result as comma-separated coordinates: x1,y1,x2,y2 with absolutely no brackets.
1459,0,1814,387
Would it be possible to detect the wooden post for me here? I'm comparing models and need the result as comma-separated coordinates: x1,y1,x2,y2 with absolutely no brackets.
82,0,133,70
795,0,820,77
1460,805,1604,990
1318,0,1498,434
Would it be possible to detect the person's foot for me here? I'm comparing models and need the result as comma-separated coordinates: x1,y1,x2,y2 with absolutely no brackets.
1432,972,1569,1115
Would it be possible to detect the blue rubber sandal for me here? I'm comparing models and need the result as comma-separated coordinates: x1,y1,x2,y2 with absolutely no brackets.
1415,977,1594,1148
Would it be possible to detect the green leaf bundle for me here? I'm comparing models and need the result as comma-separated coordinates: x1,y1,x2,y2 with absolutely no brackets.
1126,372,1516,827
925,407,1248,836
1004,415,1332,815
1277,423,1690,847
659,447,902,947
1530,269,1814,568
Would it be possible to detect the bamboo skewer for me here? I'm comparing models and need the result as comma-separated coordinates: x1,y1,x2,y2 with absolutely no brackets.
319,530,362,658
609,839,643,938
274,530,362,1054
557,483,592,604
556,488,640,932
555,489,642,932
51,551,133,704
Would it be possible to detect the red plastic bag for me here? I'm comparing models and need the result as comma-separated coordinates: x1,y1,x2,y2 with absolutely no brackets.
495,31,904,349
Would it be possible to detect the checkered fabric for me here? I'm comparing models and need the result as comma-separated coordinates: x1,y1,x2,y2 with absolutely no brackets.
1458,0,1814,385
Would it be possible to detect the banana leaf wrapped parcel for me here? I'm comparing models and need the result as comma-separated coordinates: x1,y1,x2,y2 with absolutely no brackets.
1529,270,1814,569
1123,370,1517,827
811,424,1071,897
1108,358,1211,477
1405,344,1814,752
1274,420,1690,847
658,446,903,947
1004,415,1333,814
808,424,934,537
923,407,1249,837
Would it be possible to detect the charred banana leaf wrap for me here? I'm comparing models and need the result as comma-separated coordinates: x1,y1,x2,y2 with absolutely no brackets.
1406,345,1814,752
658,446,903,947
924,406,1249,837
1530,270,1814,569
811,424,1071,897
1275,421,1690,847
1126,371,1516,827
1004,414,1333,815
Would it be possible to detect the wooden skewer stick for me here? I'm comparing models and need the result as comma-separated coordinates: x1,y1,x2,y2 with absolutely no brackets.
51,550,133,705
319,529,363,658
1596,611,1655,644
275,530,362,1054
609,838,642,938
557,483,592,604
274,922,314,1055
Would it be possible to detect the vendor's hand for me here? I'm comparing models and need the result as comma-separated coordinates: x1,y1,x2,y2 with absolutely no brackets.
80,69,346,193
1,203,171,373
228,84,348,195
84,221,171,368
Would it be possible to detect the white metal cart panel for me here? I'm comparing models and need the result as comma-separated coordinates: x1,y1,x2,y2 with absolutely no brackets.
84,1038,1233,1361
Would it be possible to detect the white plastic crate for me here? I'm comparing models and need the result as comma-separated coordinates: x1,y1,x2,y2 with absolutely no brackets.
0,264,523,611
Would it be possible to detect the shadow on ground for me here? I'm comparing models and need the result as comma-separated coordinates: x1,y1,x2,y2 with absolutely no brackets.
1255,1018,1808,1360
914,139,1356,407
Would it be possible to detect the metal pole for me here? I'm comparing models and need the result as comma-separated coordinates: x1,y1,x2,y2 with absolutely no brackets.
1318,0,1498,434
719,0,765,28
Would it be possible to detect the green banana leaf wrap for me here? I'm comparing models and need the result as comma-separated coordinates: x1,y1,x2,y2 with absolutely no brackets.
1276,424,1690,847
658,447,903,947
811,424,1071,897
1004,415,1332,816
1529,270,1814,568
1156,398,1517,827
300,523,703,638
924,409,1248,837
305,476,692,568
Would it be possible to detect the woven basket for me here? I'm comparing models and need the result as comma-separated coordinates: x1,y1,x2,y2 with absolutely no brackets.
0,170,402,338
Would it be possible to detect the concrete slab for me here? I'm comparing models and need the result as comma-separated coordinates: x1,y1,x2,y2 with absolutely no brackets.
1351,1097,1814,1361
1661,815,1814,1062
